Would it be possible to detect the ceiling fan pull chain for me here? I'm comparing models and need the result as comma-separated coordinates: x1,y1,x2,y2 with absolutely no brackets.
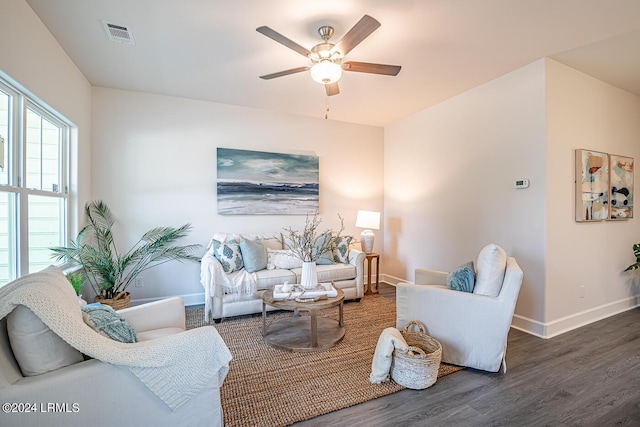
325,98,330,120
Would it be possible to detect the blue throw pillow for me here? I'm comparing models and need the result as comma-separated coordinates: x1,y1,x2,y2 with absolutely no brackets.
81,305,137,343
447,261,475,293
240,237,268,273
210,239,244,273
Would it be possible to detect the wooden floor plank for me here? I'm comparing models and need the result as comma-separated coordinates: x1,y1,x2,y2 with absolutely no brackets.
294,283,640,426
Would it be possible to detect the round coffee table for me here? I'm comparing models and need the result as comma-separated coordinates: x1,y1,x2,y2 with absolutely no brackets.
262,288,345,352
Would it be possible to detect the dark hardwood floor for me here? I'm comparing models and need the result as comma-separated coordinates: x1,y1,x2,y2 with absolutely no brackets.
294,283,640,426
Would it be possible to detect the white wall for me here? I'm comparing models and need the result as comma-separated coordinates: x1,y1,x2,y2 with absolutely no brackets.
545,59,640,337
384,60,548,323
91,87,384,304
0,0,92,233
384,58,640,337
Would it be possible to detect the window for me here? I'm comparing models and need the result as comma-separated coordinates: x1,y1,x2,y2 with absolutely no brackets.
0,76,70,286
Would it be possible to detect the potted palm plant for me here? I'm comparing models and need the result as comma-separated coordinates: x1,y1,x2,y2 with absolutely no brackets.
51,200,201,309
624,243,640,272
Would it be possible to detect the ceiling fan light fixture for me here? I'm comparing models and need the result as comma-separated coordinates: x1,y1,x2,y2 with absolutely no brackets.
310,61,342,84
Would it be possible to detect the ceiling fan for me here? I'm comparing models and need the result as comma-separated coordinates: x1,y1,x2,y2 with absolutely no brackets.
256,15,401,96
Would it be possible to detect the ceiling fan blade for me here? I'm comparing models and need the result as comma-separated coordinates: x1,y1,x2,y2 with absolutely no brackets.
342,61,401,76
325,82,339,96
332,15,381,56
259,66,310,80
256,26,311,57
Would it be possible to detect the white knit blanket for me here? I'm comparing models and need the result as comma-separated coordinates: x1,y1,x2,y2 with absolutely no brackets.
370,327,409,384
200,252,257,322
0,266,232,411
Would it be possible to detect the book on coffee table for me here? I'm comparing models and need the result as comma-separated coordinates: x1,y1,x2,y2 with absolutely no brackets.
273,282,338,299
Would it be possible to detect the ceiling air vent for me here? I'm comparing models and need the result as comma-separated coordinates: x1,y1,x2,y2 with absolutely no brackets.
101,20,135,45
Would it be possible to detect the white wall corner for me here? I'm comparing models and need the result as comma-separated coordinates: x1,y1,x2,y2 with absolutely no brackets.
512,295,639,338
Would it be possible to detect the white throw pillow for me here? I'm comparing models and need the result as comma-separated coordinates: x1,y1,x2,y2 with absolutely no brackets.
267,249,303,270
473,244,507,297
7,305,84,377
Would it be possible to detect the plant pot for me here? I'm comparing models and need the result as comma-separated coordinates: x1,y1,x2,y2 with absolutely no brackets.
300,261,319,290
95,291,131,310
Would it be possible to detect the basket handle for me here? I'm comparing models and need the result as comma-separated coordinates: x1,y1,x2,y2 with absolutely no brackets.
114,291,127,301
403,320,426,335
402,346,427,358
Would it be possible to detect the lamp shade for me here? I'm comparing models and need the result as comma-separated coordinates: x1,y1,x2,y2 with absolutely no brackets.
310,61,342,84
355,210,380,230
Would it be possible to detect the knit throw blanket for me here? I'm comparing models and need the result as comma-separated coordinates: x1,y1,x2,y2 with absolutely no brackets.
0,266,232,411
200,253,257,322
370,327,409,384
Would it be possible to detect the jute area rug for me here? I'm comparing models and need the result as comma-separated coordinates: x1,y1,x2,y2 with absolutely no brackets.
186,295,462,427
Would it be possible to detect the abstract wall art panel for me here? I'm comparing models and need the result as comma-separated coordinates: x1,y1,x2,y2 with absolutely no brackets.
217,148,319,215
575,149,609,222
609,154,634,220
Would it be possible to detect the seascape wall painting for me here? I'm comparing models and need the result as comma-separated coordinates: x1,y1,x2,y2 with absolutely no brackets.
609,154,634,220
575,149,609,222
217,148,319,215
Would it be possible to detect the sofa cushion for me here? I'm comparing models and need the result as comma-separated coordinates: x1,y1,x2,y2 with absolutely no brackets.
241,233,283,251
255,269,297,290
7,305,84,377
267,249,303,270
81,305,137,343
292,263,357,284
211,239,244,273
447,261,475,293
473,244,507,297
240,237,268,273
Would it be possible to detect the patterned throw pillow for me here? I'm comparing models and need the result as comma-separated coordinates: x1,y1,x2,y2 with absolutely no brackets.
447,261,475,293
81,305,137,343
334,236,353,264
210,239,244,273
314,233,336,265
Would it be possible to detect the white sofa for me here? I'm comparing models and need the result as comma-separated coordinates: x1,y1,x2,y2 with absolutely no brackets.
200,232,365,323
0,271,229,427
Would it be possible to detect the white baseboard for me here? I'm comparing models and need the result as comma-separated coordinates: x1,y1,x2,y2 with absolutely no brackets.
512,294,639,339
133,284,638,339
131,292,205,307
380,273,405,286
380,274,639,340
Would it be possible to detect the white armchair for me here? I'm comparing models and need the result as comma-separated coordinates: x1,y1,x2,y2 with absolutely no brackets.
396,255,523,373
0,266,230,427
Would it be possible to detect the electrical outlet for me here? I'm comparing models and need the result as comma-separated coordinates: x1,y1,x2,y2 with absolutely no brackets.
135,277,144,288
578,285,585,298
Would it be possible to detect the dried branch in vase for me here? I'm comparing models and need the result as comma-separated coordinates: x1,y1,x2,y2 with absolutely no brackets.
281,213,348,263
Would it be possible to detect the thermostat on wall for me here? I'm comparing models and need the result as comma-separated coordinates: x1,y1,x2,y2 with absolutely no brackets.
515,179,530,189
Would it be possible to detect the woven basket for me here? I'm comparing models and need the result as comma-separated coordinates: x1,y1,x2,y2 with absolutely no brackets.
390,320,442,389
94,291,131,310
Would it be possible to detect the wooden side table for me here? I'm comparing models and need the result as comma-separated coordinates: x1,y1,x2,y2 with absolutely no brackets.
364,253,380,295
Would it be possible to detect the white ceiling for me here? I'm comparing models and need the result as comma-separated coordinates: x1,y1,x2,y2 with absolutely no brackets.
25,0,640,127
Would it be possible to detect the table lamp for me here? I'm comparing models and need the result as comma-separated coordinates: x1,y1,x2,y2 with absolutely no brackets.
355,210,380,254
